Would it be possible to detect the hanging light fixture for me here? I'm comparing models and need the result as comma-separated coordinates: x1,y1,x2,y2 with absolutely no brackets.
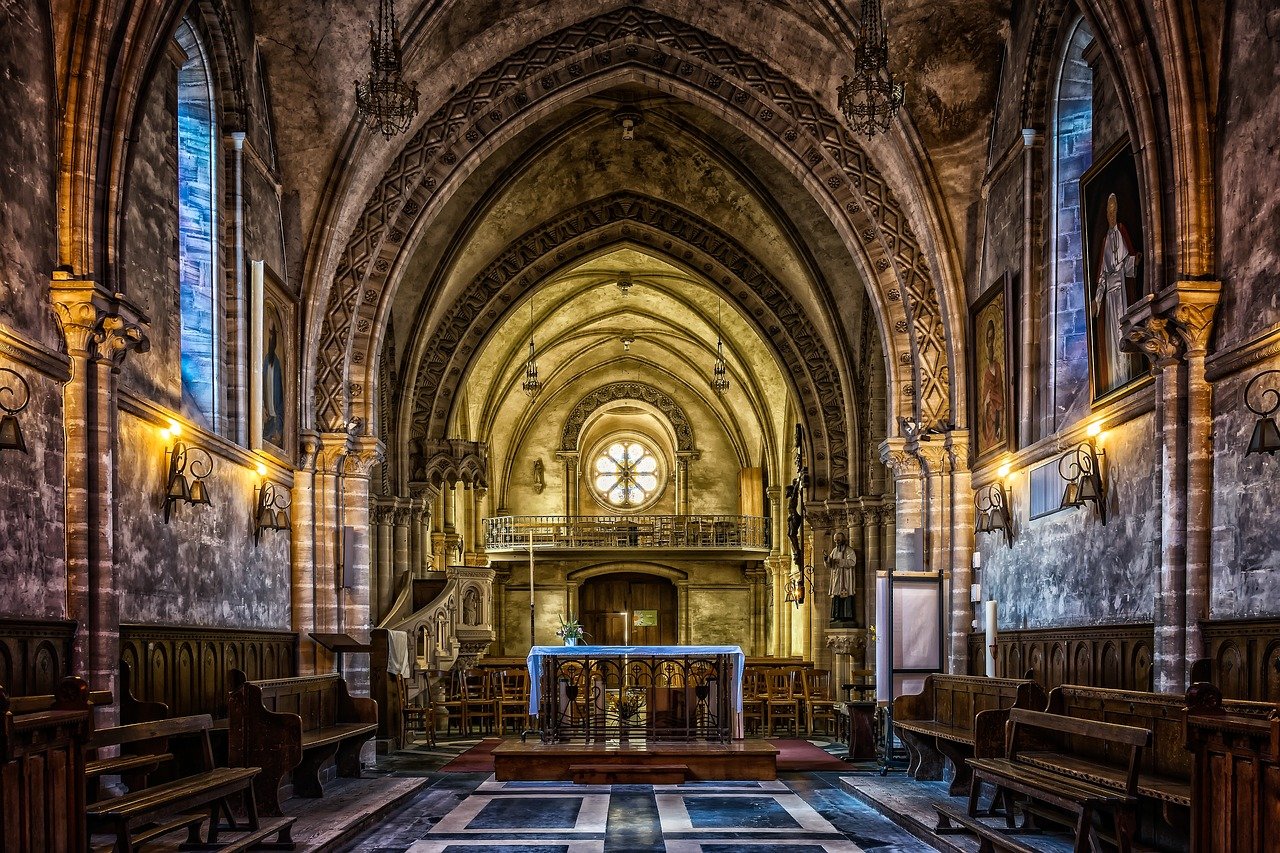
710,300,730,396
354,0,420,139
522,295,543,399
0,368,31,454
836,0,905,138
1244,369,1280,456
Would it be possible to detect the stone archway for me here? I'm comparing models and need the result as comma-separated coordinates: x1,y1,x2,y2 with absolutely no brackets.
305,7,963,444
561,381,695,453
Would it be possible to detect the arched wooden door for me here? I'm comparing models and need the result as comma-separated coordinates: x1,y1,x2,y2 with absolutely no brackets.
579,572,678,646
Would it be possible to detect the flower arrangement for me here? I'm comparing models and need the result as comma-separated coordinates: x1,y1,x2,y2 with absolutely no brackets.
555,615,587,645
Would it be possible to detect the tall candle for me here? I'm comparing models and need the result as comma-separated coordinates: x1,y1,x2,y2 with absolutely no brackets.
985,600,998,677
876,572,891,702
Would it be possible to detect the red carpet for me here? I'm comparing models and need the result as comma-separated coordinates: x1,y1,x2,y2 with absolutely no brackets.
440,738,502,772
768,738,849,771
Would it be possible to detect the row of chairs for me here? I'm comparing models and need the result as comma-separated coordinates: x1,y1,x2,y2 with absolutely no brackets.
742,667,838,736
430,668,531,736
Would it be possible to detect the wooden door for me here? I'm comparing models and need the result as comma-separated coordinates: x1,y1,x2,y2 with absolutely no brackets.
579,573,678,646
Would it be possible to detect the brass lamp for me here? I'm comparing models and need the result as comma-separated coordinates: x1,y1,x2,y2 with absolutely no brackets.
0,368,30,454
164,441,214,522
1244,369,1280,456
1058,440,1106,524
254,480,292,545
975,482,1013,547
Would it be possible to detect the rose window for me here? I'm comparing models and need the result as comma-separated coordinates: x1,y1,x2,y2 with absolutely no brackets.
593,440,661,509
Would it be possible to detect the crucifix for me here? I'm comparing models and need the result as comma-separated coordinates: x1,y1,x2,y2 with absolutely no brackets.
785,424,808,602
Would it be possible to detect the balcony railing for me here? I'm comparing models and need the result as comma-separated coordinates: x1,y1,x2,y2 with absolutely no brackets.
483,515,770,552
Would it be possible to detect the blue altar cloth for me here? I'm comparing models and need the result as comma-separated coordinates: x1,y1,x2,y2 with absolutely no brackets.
526,645,746,716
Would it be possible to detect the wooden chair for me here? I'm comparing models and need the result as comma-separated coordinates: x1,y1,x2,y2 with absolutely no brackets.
803,669,837,736
462,672,495,735
494,670,530,734
402,671,435,746
439,670,467,735
764,668,801,736
742,668,767,736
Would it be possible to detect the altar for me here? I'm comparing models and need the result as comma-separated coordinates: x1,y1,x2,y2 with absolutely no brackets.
495,644,772,783
526,645,745,743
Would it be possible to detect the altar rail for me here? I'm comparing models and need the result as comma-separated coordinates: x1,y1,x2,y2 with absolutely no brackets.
484,515,769,551
533,649,735,743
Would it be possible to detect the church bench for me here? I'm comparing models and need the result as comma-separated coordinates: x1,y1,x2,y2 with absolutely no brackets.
227,669,377,817
85,713,294,852
966,708,1150,853
892,673,1045,795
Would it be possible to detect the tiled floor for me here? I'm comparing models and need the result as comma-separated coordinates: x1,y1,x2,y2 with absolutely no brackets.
339,736,936,852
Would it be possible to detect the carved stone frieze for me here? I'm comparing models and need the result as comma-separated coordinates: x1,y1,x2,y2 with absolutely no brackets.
825,629,868,659
562,381,694,451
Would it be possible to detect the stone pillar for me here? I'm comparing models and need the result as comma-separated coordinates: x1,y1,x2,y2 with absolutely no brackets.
1123,283,1220,691
945,430,975,674
881,501,896,573
745,563,768,656
373,502,395,624
676,580,691,644
1020,128,1044,441
469,487,488,566
806,504,834,671
292,434,320,673
51,281,149,722
340,436,384,693
879,438,925,572
675,451,698,515
417,495,433,574
557,452,579,516
312,432,350,674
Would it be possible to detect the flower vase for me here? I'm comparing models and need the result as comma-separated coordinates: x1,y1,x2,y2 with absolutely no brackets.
564,636,578,647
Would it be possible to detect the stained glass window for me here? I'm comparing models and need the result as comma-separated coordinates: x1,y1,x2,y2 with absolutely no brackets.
593,440,660,509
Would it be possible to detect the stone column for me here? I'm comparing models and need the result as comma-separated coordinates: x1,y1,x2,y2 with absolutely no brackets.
745,563,768,656
945,430,975,674
373,502,395,624
881,501,896,573
557,452,579,516
340,436,384,693
469,487,488,566
806,504,834,671
675,451,699,515
860,499,883,648
51,281,148,722
292,434,320,673
879,438,925,572
312,432,350,674
1020,128,1044,440
1123,283,1220,691
676,579,691,644
846,506,865,625
417,495,433,574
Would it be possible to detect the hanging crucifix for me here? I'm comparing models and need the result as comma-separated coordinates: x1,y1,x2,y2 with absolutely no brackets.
785,424,808,603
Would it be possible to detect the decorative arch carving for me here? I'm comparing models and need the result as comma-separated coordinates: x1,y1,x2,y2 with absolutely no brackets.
561,381,694,453
308,7,953,439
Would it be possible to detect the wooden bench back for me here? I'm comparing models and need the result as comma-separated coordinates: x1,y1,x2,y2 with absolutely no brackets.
1009,707,1151,796
1046,685,1192,782
230,670,350,734
903,674,1046,734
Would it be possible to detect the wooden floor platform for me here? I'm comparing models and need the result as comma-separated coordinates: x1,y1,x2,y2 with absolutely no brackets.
492,739,779,783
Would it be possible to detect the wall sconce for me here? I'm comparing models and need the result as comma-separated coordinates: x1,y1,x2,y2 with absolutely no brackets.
253,480,291,545
0,368,31,454
975,481,1013,547
1058,440,1106,524
164,440,213,523
784,565,814,608
1244,369,1280,456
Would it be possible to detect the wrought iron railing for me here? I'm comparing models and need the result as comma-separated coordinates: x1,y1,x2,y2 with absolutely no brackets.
533,650,734,743
483,514,769,551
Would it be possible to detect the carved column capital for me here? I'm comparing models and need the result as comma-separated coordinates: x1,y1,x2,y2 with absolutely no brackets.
373,505,397,525
315,431,350,474
913,439,951,475
298,431,321,471
1165,281,1221,357
50,280,150,366
344,436,385,479
825,629,868,658
945,429,972,472
1124,314,1181,370
97,314,150,368
1122,281,1222,367
879,438,922,479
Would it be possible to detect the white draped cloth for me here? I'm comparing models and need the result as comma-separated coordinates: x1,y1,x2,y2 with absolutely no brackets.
386,629,410,676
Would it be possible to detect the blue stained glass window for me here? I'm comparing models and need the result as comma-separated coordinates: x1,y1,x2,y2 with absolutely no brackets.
176,19,219,427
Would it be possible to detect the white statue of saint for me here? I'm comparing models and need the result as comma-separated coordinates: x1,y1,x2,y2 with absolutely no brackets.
825,531,857,623
1094,192,1139,389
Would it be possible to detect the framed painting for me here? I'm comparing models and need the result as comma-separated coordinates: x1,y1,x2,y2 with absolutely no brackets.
1081,139,1145,401
971,272,1016,464
250,260,296,462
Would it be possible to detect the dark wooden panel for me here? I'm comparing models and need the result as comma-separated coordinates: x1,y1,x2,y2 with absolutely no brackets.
120,624,298,721
967,623,1154,694
579,573,677,646
0,619,76,698
1201,618,1280,704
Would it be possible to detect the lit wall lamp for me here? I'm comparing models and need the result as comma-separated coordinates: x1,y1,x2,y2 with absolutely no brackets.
784,564,814,608
1058,430,1106,524
0,368,31,454
975,475,1013,547
163,425,213,523
1244,369,1280,456
253,476,291,546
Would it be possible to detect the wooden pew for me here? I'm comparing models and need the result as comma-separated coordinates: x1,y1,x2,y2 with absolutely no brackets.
86,714,294,852
1183,681,1280,853
227,669,377,817
0,676,92,852
939,708,1151,853
892,674,1046,795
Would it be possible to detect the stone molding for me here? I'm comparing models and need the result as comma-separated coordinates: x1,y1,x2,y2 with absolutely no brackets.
559,381,695,452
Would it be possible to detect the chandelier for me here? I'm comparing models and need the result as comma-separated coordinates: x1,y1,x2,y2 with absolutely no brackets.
836,0,905,138
522,296,543,399
710,301,730,395
355,0,420,139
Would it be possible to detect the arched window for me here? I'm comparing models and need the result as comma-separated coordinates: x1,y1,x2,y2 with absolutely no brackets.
175,18,219,427
1048,17,1095,429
